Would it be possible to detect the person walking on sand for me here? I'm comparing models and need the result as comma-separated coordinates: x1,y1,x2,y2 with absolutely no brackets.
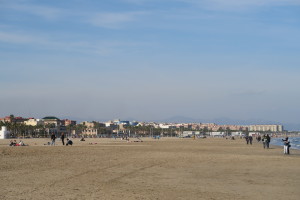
51,133,56,146
282,137,291,154
245,135,249,145
249,135,253,145
262,134,267,148
257,135,261,142
61,133,65,145
266,134,271,149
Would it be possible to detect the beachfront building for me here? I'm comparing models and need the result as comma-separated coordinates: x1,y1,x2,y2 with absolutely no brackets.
81,128,98,137
0,116,12,123
130,121,139,126
24,118,44,126
14,117,29,123
108,119,131,126
159,124,177,129
183,124,193,129
42,116,61,126
231,131,244,136
248,132,261,136
0,116,29,124
249,125,283,132
181,131,201,138
105,121,113,127
41,116,63,136
81,121,105,129
61,119,76,126
200,123,217,130
81,121,95,128
210,132,225,137
199,123,247,132
119,121,130,125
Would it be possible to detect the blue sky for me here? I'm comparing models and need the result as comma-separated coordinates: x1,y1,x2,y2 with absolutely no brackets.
0,0,300,124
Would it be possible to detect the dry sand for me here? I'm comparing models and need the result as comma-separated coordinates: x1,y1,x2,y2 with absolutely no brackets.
0,137,300,200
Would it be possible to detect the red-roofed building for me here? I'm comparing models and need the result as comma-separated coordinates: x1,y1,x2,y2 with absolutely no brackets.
61,119,76,126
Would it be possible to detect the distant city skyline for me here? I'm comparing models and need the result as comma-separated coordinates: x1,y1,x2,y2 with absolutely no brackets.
0,113,295,131
1,0,300,126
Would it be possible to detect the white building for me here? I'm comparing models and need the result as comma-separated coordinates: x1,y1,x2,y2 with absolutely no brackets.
231,131,244,136
159,124,177,129
210,132,225,137
182,131,201,137
249,125,283,132
81,128,98,136
105,121,114,127
248,132,261,136
0,126,10,139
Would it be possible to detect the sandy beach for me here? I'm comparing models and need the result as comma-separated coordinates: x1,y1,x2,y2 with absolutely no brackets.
0,137,299,200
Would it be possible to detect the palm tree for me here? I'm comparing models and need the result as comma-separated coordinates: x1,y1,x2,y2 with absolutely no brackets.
202,127,209,136
9,114,15,123
218,127,224,132
65,124,75,137
74,124,87,137
45,123,56,138
226,127,231,136
35,124,44,138
19,123,27,138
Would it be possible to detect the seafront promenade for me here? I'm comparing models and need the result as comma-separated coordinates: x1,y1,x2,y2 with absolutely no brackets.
1,137,300,200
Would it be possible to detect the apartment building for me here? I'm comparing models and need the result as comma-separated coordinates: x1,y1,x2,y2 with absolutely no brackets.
24,118,44,126
61,119,76,126
81,128,98,136
42,116,61,126
249,125,283,132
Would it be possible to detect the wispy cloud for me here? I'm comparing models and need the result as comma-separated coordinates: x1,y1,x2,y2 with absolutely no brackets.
0,30,148,56
120,0,150,5
183,0,300,10
3,2,63,20
2,1,148,29
121,0,300,7
0,31,36,44
87,11,147,28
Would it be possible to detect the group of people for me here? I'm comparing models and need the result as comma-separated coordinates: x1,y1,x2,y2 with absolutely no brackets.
51,133,73,146
262,134,271,149
282,137,291,154
245,134,291,154
9,140,27,146
245,135,253,145
245,134,271,148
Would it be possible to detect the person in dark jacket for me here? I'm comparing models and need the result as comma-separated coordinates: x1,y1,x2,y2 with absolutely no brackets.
245,135,249,145
249,135,253,145
257,135,261,142
66,138,73,146
61,133,65,145
51,133,56,146
266,134,271,149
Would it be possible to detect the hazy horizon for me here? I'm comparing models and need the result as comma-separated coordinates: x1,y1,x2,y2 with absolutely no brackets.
1,0,300,125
